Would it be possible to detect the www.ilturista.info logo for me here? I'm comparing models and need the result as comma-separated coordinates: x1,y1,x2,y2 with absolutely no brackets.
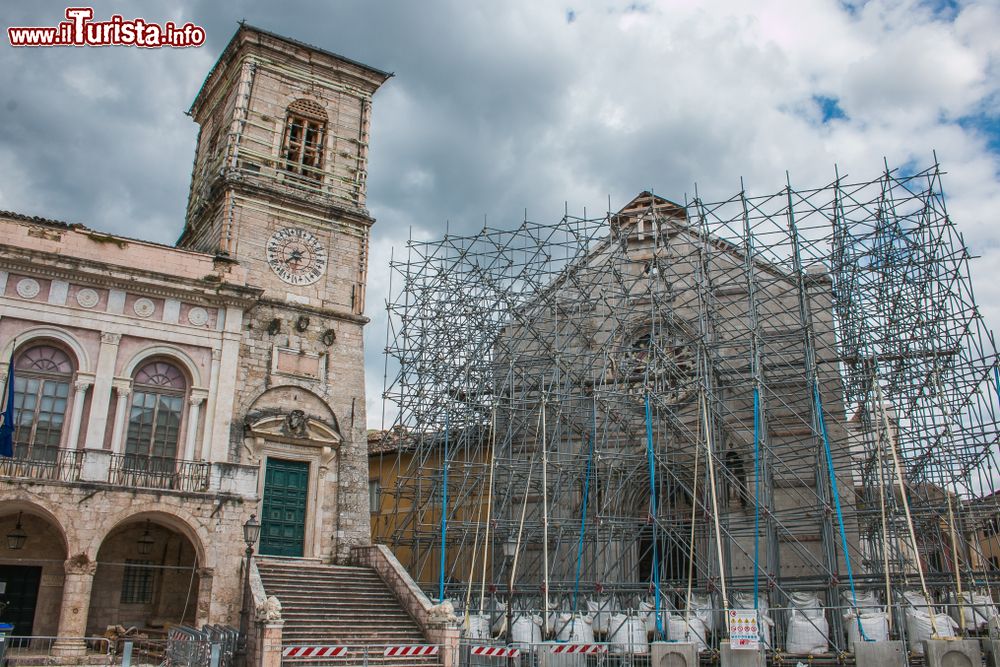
8,8,206,48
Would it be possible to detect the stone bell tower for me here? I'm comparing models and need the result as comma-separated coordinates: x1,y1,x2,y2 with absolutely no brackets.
179,24,391,561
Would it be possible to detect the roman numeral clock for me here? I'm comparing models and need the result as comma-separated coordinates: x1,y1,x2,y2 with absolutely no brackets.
266,227,328,286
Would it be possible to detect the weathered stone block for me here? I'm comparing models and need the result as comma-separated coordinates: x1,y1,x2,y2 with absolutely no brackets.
719,640,765,667
923,639,981,667
651,641,699,667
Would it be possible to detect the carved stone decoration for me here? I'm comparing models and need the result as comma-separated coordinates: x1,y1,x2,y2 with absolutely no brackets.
284,409,307,437
64,553,98,576
428,600,459,624
76,288,100,308
255,595,282,621
295,315,310,332
16,278,40,299
321,329,336,346
101,332,122,346
187,307,209,326
244,413,341,450
267,318,281,335
133,298,156,318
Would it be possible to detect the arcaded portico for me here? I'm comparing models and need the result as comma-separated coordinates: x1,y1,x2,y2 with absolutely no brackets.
0,485,252,655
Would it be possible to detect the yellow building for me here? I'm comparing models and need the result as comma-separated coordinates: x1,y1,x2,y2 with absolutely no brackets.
368,427,494,599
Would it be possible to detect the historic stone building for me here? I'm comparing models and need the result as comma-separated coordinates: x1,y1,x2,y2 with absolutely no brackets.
0,25,390,650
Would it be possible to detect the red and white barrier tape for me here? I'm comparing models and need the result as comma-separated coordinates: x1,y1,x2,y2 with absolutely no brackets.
470,646,521,658
383,645,439,657
282,645,349,658
550,644,607,654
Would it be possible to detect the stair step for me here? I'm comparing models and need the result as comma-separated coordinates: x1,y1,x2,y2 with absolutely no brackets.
260,576,386,584
271,598,402,606
267,590,399,599
257,559,436,662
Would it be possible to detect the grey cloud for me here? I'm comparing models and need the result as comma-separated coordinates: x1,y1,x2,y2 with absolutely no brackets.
2,0,999,428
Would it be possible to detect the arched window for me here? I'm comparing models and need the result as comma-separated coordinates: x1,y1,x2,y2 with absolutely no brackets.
12,345,74,461
281,99,327,181
124,361,186,470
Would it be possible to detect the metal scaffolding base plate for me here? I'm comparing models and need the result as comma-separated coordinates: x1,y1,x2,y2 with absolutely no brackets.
923,639,981,667
854,640,905,666
719,641,764,667
651,642,698,667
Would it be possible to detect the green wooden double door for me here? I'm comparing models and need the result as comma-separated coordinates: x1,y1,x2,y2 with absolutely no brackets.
260,458,310,557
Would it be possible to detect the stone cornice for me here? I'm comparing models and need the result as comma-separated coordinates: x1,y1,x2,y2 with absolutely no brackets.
256,297,369,325
224,178,375,229
0,247,263,307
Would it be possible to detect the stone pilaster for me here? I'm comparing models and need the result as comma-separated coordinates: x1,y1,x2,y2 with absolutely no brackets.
83,332,120,448
196,567,214,628
109,378,132,454
258,620,284,667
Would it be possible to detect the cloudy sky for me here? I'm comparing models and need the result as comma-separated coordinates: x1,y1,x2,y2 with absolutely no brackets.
2,0,999,428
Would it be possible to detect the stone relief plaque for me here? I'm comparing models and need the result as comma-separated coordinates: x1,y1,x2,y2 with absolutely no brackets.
15,277,40,299
187,306,209,326
76,288,100,308
133,297,156,318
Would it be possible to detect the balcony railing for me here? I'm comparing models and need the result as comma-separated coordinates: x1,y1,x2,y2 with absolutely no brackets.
0,447,253,496
0,446,82,482
108,453,210,492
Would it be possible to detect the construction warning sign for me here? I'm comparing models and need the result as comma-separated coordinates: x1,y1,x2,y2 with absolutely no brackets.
728,609,760,650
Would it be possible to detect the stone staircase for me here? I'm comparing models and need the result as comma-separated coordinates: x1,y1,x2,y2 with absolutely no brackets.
256,558,440,666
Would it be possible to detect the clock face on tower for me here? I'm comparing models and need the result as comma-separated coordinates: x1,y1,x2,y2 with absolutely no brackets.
266,227,328,286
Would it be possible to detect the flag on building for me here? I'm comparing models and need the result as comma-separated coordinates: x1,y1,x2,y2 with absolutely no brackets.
0,350,14,457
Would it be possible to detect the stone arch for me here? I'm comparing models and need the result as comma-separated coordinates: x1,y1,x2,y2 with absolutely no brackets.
122,345,203,388
0,497,71,556
0,498,72,637
0,326,91,374
90,504,210,569
88,506,208,634
244,385,339,433
286,98,328,122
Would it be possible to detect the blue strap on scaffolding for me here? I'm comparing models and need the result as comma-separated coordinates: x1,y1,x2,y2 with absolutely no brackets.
571,401,596,616
645,393,664,638
994,366,1000,411
752,386,761,610
813,381,868,641
439,410,449,603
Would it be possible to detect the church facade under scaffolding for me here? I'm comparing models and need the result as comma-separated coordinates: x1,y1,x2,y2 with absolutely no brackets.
374,162,1000,653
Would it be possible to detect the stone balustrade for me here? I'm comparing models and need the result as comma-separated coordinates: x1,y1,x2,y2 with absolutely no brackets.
0,447,258,498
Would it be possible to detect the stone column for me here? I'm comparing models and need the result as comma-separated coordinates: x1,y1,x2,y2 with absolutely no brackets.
183,391,207,461
53,556,98,656
109,379,132,454
66,375,93,449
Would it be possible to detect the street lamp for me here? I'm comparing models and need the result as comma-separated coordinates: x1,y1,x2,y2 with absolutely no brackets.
136,520,155,556
6,512,26,551
238,514,261,667
243,514,261,548
503,537,517,644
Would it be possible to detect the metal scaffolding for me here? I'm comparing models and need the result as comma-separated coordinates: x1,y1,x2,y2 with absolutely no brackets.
375,161,1000,650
